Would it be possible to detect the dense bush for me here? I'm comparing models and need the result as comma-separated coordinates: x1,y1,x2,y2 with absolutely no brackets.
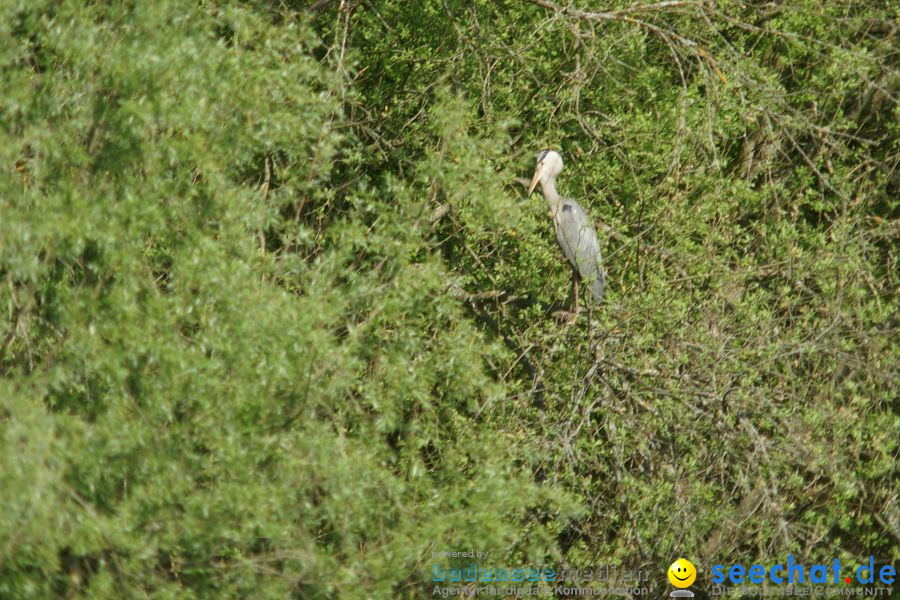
1,0,896,597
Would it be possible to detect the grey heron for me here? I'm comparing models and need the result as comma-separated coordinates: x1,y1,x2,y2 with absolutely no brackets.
528,150,605,312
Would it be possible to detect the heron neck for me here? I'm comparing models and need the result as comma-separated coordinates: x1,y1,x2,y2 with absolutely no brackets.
541,177,562,209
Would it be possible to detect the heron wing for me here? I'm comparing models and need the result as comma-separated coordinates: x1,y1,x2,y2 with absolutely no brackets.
555,200,605,301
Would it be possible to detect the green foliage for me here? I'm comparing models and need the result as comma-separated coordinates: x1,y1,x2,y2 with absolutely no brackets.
1,0,896,597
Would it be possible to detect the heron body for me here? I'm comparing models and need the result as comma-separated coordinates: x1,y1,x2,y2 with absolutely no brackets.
528,150,605,306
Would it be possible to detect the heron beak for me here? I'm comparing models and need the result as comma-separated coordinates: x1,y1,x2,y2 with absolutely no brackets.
528,163,544,196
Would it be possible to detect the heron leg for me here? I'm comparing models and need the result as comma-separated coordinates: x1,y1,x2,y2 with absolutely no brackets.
571,268,580,314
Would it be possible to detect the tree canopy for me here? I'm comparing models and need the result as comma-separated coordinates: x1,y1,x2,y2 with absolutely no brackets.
1,0,896,597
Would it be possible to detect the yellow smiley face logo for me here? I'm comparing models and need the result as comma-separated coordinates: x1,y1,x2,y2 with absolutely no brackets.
668,558,697,588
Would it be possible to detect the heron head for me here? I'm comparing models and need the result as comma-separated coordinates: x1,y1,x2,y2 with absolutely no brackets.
528,150,564,195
